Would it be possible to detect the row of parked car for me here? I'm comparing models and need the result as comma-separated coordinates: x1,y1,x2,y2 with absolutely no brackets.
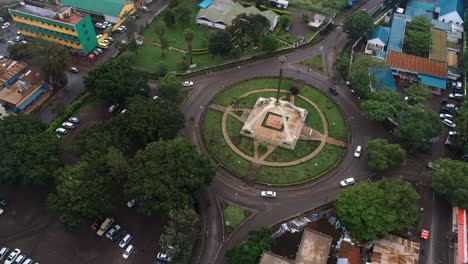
94,217,136,259
0,248,39,264
55,116,80,136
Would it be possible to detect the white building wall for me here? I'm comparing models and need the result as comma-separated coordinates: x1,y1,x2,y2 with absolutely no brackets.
438,11,464,25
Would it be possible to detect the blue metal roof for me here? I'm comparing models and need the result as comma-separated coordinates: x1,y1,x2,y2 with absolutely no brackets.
432,19,452,31
376,50,387,59
406,0,435,20
198,0,213,9
369,26,390,44
388,15,407,52
369,67,397,91
418,73,447,89
436,0,464,18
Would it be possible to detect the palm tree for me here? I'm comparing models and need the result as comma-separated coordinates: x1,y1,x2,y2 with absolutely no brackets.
184,28,193,65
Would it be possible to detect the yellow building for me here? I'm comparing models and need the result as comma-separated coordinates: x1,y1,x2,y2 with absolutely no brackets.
60,0,135,25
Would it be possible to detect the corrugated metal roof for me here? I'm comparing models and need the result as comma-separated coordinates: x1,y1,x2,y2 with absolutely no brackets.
0,58,27,85
60,0,128,17
259,252,294,264
369,26,390,44
386,51,448,78
369,67,396,91
436,0,464,17
388,15,407,52
418,73,447,88
405,0,435,20
431,28,447,62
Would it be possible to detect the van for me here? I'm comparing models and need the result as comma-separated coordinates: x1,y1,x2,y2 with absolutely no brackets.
0,247,9,260
98,42,108,49
97,218,114,236
119,234,133,248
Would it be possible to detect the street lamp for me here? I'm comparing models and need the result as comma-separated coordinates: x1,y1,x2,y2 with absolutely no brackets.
277,55,287,105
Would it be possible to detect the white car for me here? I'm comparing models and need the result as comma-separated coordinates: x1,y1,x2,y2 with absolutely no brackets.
103,21,112,27
182,81,194,87
449,93,464,100
156,252,172,262
449,131,459,136
106,224,121,239
96,34,103,39
55,127,67,135
5,249,20,264
13,254,25,264
354,145,362,158
101,39,110,45
70,67,79,73
340,177,355,187
127,199,135,208
440,113,453,119
0,208,3,215
62,122,75,129
119,234,133,248
122,245,134,259
260,190,276,198
2,22,10,30
443,119,456,128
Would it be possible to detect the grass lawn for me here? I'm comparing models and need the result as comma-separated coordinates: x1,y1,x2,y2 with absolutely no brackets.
299,85,348,141
213,78,294,106
203,109,251,177
235,91,287,108
300,55,324,71
294,97,324,133
256,144,344,185
289,0,339,14
223,204,248,233
227,115,254,156
265,140,320,162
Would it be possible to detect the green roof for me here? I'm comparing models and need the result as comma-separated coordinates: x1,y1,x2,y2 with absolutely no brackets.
60,0,127,17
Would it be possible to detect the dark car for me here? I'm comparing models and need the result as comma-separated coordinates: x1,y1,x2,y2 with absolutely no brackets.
0,198,7,206
441,106,455,114
112,229,126,243
329,86,338,95
284,24,292,31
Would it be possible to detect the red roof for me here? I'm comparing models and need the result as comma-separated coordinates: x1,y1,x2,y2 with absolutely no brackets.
386,51,448,78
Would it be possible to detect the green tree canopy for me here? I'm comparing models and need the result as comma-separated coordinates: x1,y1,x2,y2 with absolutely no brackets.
404,16,431,57
336,179,419,241
228,14,251,49
208,30,233,56
159,207,200,264
125,138,215,216
432,159,468,208
163,8,176,26
348,57,384,98
361,89,407,121
279,14,292,28
261,34,278,52
7,42,32,60
246,14,271,45
343,11,374,42
175,6,192,25
405,83,431,105
0,115,60,184
225,227,274,264
394,106,443,151
48,161,115,230
366,139,406,171
84,56,149,104
157,73,182,102
32,40,69,89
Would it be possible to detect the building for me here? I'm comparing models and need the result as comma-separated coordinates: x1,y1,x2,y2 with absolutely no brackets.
368,235,420,264
60,0,135,24
9,4,97,54
404,0,435,21
259,252,293,264
436,0,464,25
196,0,279,30
270,0,289,9
368,67,397,92
431,28,448,62
386,51,447,90
308,14,326,28
0,58,49,113
387,14,407,53
365,26,390,55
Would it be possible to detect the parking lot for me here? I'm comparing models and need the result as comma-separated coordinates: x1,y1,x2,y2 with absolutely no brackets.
0,186,164,263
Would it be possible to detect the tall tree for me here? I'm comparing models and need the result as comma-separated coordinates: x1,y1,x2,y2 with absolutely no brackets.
228,14,250,50
175,6,192,25
336,180,419,241
343,11,374,42
7,42,32,60
157,73,182,101
0,114,60,184
184,28,194,65
48,161,115,231
32,40,68,90
432,159,468,208
366,139,406,172
361,89,407,121
208,30,233,56
159,207,200,264
394,106,443,151
125,138,215,216
405,16,431,57
246,14,271,46
348,56,385,98
405,83,431,105
225,227,274,264
279,14,292,29
84,56,149,103
163,8,176,26
104,147,128,184
261,34,278,52
154,21,169,56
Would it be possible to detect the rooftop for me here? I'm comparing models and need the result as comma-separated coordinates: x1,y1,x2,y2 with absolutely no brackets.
387,15,407,52
259,252,294,264
14,4,84,25
405,0,435,20
369,26,390,44
60,0,130,17
436,0,464,17
431,28,447,62
0,58,28,85
386,51,448,78
368,67,397,91
369,235,420,264
295,229,333,264
0,69,43,107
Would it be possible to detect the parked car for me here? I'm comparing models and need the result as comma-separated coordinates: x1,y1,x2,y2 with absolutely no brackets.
0,198,7,206
13,254,25,264
443,119,456,128
182,81,194,87
119,234,133,248
441,106,456,115
353,145,362,158
106,224,121,239
127,199,136,208
116,26,125,33
0,208,3,215
156,252,172,262
101,39,110,45
102,21,112,27
284,24,292,31
123,245,135,259
439,113,453,119
62,122,75,129
153,95,160,100
445,103,459,111
111,229,126,243
5,249,21,264
2,22,11,30
449,131,459,136
106,37,114,42
96,48,104,54
329,85,338,95
0,247,9,260
108,104,119,113
55,127,68,135
340,177,355,187
14,36,23,42
68,117,80,124
260,190,276,198
140,6,149,12
70,67,79,73
96,217,114,236
22,258,33,264
95,22,103,28
0,17,4,22
449,93,464,100
96,34,103,39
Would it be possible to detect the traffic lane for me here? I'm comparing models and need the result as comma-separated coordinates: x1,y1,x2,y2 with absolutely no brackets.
0,24,19,55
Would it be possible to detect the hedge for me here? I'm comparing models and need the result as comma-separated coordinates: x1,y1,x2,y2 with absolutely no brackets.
46,92,92,133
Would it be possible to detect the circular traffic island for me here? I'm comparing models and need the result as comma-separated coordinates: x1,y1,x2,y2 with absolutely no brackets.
202,78,348,186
